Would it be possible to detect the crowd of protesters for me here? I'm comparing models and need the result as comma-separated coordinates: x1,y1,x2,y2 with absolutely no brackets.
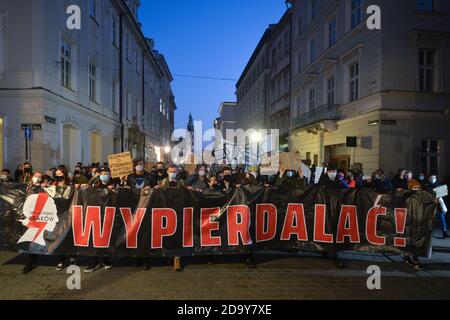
0,160,448,274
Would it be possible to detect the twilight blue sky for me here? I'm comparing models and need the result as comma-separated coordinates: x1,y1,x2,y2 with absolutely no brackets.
139,0,288,130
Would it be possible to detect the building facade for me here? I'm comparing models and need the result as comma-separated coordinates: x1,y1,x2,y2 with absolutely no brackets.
0,0,175,171
288,0,450,179
214,101,237,163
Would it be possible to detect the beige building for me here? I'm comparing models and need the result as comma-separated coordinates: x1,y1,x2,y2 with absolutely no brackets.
0,0,175,171
288,0,450,179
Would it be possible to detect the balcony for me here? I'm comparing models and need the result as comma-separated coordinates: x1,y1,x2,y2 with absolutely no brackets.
291,104,340,132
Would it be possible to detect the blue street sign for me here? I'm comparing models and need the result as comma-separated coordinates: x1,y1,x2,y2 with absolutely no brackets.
24,127,33,141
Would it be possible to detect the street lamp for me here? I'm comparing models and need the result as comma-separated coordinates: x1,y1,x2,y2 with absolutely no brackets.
250,131,262,165
164,146,171,154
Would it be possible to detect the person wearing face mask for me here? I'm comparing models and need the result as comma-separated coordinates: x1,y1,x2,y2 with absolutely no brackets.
218,167,235,192
19,162,33,184
124,160,156,190
202,176,222,196
92,168,116,190
187,165,209,192
417,172,427,189
159,165,185,271
51,168,76,271
0,169,13,183
72,169,89,186
83,168,114,273
28,171,43,190
160,164,185,189
53,169,68,188
155,162,168,185
318,164,345,190
373,169,393,194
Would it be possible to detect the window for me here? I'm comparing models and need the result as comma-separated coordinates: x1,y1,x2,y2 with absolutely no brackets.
417,0,433,11
112,17,118,47
421,139,440,176
297,52,302,74
89,62,97,102
89,0,98,22
327,76,335,106
127,93,132,120
112,80,118,113
311,0,318,20
351,0,362,29
284,33,290,55
310,38,317,62
296,96,302,116
136,50,140,74
349,62,359,102
419,49,435,92
60,39,72,88
328,18,337,48
126,36,131,62
297,16,302,37
136,100,141,122
309,88,315,111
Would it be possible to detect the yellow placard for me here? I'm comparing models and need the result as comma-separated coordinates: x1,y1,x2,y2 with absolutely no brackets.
108,152,134,178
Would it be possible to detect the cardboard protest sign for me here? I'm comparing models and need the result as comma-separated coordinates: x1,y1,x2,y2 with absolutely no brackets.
290,152,302,171
434,185,448,199
278,153,290,171
314,167,324,184
108,152,134,178
301,163,312,181
260,155,278,176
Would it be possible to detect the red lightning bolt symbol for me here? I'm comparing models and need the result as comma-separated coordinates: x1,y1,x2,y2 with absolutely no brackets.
27,193,50,243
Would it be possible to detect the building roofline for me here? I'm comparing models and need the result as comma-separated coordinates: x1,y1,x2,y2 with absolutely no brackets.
235,7,292,89
236,28,272,88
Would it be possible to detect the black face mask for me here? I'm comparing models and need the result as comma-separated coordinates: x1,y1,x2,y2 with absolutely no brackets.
55,176,65,182
223,175,231,182
24,168,32,173
74,171,81,176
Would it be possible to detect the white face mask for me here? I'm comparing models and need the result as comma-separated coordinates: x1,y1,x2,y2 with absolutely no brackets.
430,177,437,184
251,172,258,179
32,176,42,184
0,174,8,181
327,172,337,182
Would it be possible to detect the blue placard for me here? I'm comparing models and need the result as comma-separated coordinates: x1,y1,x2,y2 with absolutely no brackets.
24,128,33,140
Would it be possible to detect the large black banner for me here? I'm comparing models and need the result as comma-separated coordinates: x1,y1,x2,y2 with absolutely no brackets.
0,183,437,257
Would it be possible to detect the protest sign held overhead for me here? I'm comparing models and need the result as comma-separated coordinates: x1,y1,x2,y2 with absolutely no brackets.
108,152,134,178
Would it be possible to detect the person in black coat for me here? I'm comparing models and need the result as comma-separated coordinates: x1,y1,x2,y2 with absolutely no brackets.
391,169,408,191
373,169,393,194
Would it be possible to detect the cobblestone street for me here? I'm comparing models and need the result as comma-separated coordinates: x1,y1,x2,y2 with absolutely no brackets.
1,248,450,300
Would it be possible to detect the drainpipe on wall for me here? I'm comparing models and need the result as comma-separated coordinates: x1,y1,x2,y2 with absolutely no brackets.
119,12,125,152
142,49,146,160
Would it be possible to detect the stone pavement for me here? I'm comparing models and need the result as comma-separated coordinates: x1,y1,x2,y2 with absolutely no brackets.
1,247,450,300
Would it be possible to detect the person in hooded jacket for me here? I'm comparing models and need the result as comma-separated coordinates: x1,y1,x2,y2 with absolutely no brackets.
426,175,448,239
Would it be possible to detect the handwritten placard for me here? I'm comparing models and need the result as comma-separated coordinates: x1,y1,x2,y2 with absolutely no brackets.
260,155,278,176
434,185,448,199
108,152,134,178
